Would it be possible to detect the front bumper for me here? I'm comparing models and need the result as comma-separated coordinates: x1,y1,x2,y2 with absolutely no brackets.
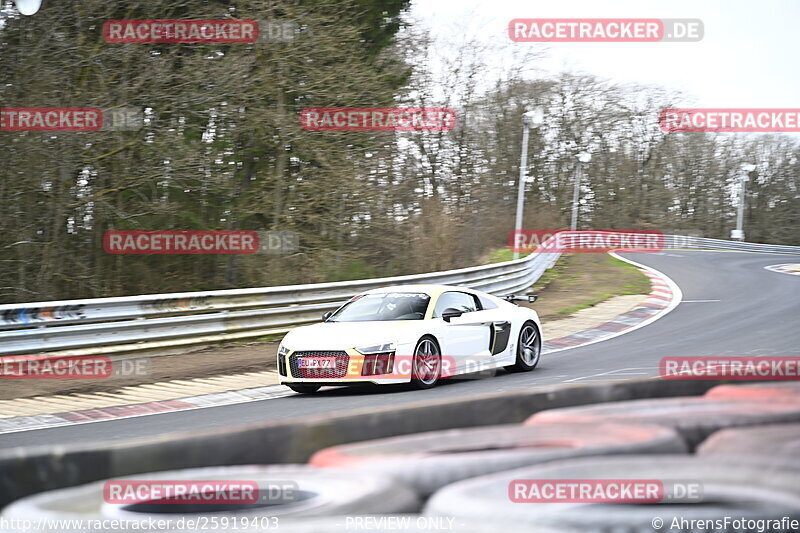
277,346,413,385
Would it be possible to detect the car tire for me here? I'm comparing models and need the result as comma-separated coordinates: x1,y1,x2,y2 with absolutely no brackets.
310,422,687,496
424,455,800,530
287,384,322,394
1,465,421,531
505,321,540,373
705,382,800,402
410,336,441,390
697,423,800,458
526,396,800,449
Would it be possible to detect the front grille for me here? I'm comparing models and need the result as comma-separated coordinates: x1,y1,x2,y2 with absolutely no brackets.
289,351,349,379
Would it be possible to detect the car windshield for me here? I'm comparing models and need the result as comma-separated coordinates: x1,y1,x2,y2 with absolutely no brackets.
329,292,430,322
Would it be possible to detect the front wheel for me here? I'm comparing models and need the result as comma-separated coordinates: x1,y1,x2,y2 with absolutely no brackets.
410,336,441,389
287,384,321,394
505,322,541,373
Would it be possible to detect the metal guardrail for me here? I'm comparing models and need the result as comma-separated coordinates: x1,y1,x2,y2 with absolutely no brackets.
664,235,800,254
0,246,561,356
0,234,797,357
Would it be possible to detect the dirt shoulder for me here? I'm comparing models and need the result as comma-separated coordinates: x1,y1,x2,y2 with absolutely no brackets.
0,341,279,401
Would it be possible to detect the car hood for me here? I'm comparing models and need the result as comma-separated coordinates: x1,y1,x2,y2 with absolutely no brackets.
282,320,423,351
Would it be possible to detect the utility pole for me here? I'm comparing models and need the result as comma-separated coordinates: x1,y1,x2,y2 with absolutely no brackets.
733,163,756,241
513,108,544,259
571,152,592,230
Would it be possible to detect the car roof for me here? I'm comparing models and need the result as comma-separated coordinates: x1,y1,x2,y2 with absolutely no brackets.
363,284,479,296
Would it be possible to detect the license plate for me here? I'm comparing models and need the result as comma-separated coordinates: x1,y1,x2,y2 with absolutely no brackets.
298,357,336,369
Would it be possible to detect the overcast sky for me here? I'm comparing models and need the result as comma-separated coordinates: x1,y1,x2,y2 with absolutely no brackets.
410,0,799,108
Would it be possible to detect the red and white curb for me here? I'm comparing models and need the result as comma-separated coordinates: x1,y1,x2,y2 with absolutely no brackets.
0,384,294,435
765,263,800,276
543,253,682,354
0,254,682,436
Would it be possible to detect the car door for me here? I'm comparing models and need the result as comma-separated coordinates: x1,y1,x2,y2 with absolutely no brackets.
473,294,515,361
432,291,491,374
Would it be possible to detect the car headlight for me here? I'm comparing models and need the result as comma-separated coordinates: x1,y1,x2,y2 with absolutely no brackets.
356,342,396,354
276,343,291,377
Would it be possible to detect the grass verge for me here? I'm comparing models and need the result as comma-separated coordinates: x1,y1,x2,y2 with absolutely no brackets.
488,248,530,262
521,252,651,322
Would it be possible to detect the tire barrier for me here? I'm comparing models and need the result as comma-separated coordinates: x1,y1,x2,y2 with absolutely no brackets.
310,422,688,496
704,382,800,402
525,397,800,448
424,455,800,532
0,465,420,533
0,377,728,508
697,423,800,457
271,515,574,533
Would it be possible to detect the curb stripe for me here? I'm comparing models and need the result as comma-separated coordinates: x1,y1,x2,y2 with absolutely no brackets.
543,253,681,355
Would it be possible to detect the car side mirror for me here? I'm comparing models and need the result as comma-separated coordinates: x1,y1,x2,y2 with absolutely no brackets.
322,311,333,321
442,308,463,323
527,294,538,303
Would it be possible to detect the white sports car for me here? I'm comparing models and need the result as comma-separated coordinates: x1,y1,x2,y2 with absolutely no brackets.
276,284,542,393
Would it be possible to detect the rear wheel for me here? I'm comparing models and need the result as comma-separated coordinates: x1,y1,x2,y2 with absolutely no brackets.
287,384,321,394
410,336,441,389
505,322,541,373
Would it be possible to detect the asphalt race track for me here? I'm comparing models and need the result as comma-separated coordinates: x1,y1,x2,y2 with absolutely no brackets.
0,250,797,450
